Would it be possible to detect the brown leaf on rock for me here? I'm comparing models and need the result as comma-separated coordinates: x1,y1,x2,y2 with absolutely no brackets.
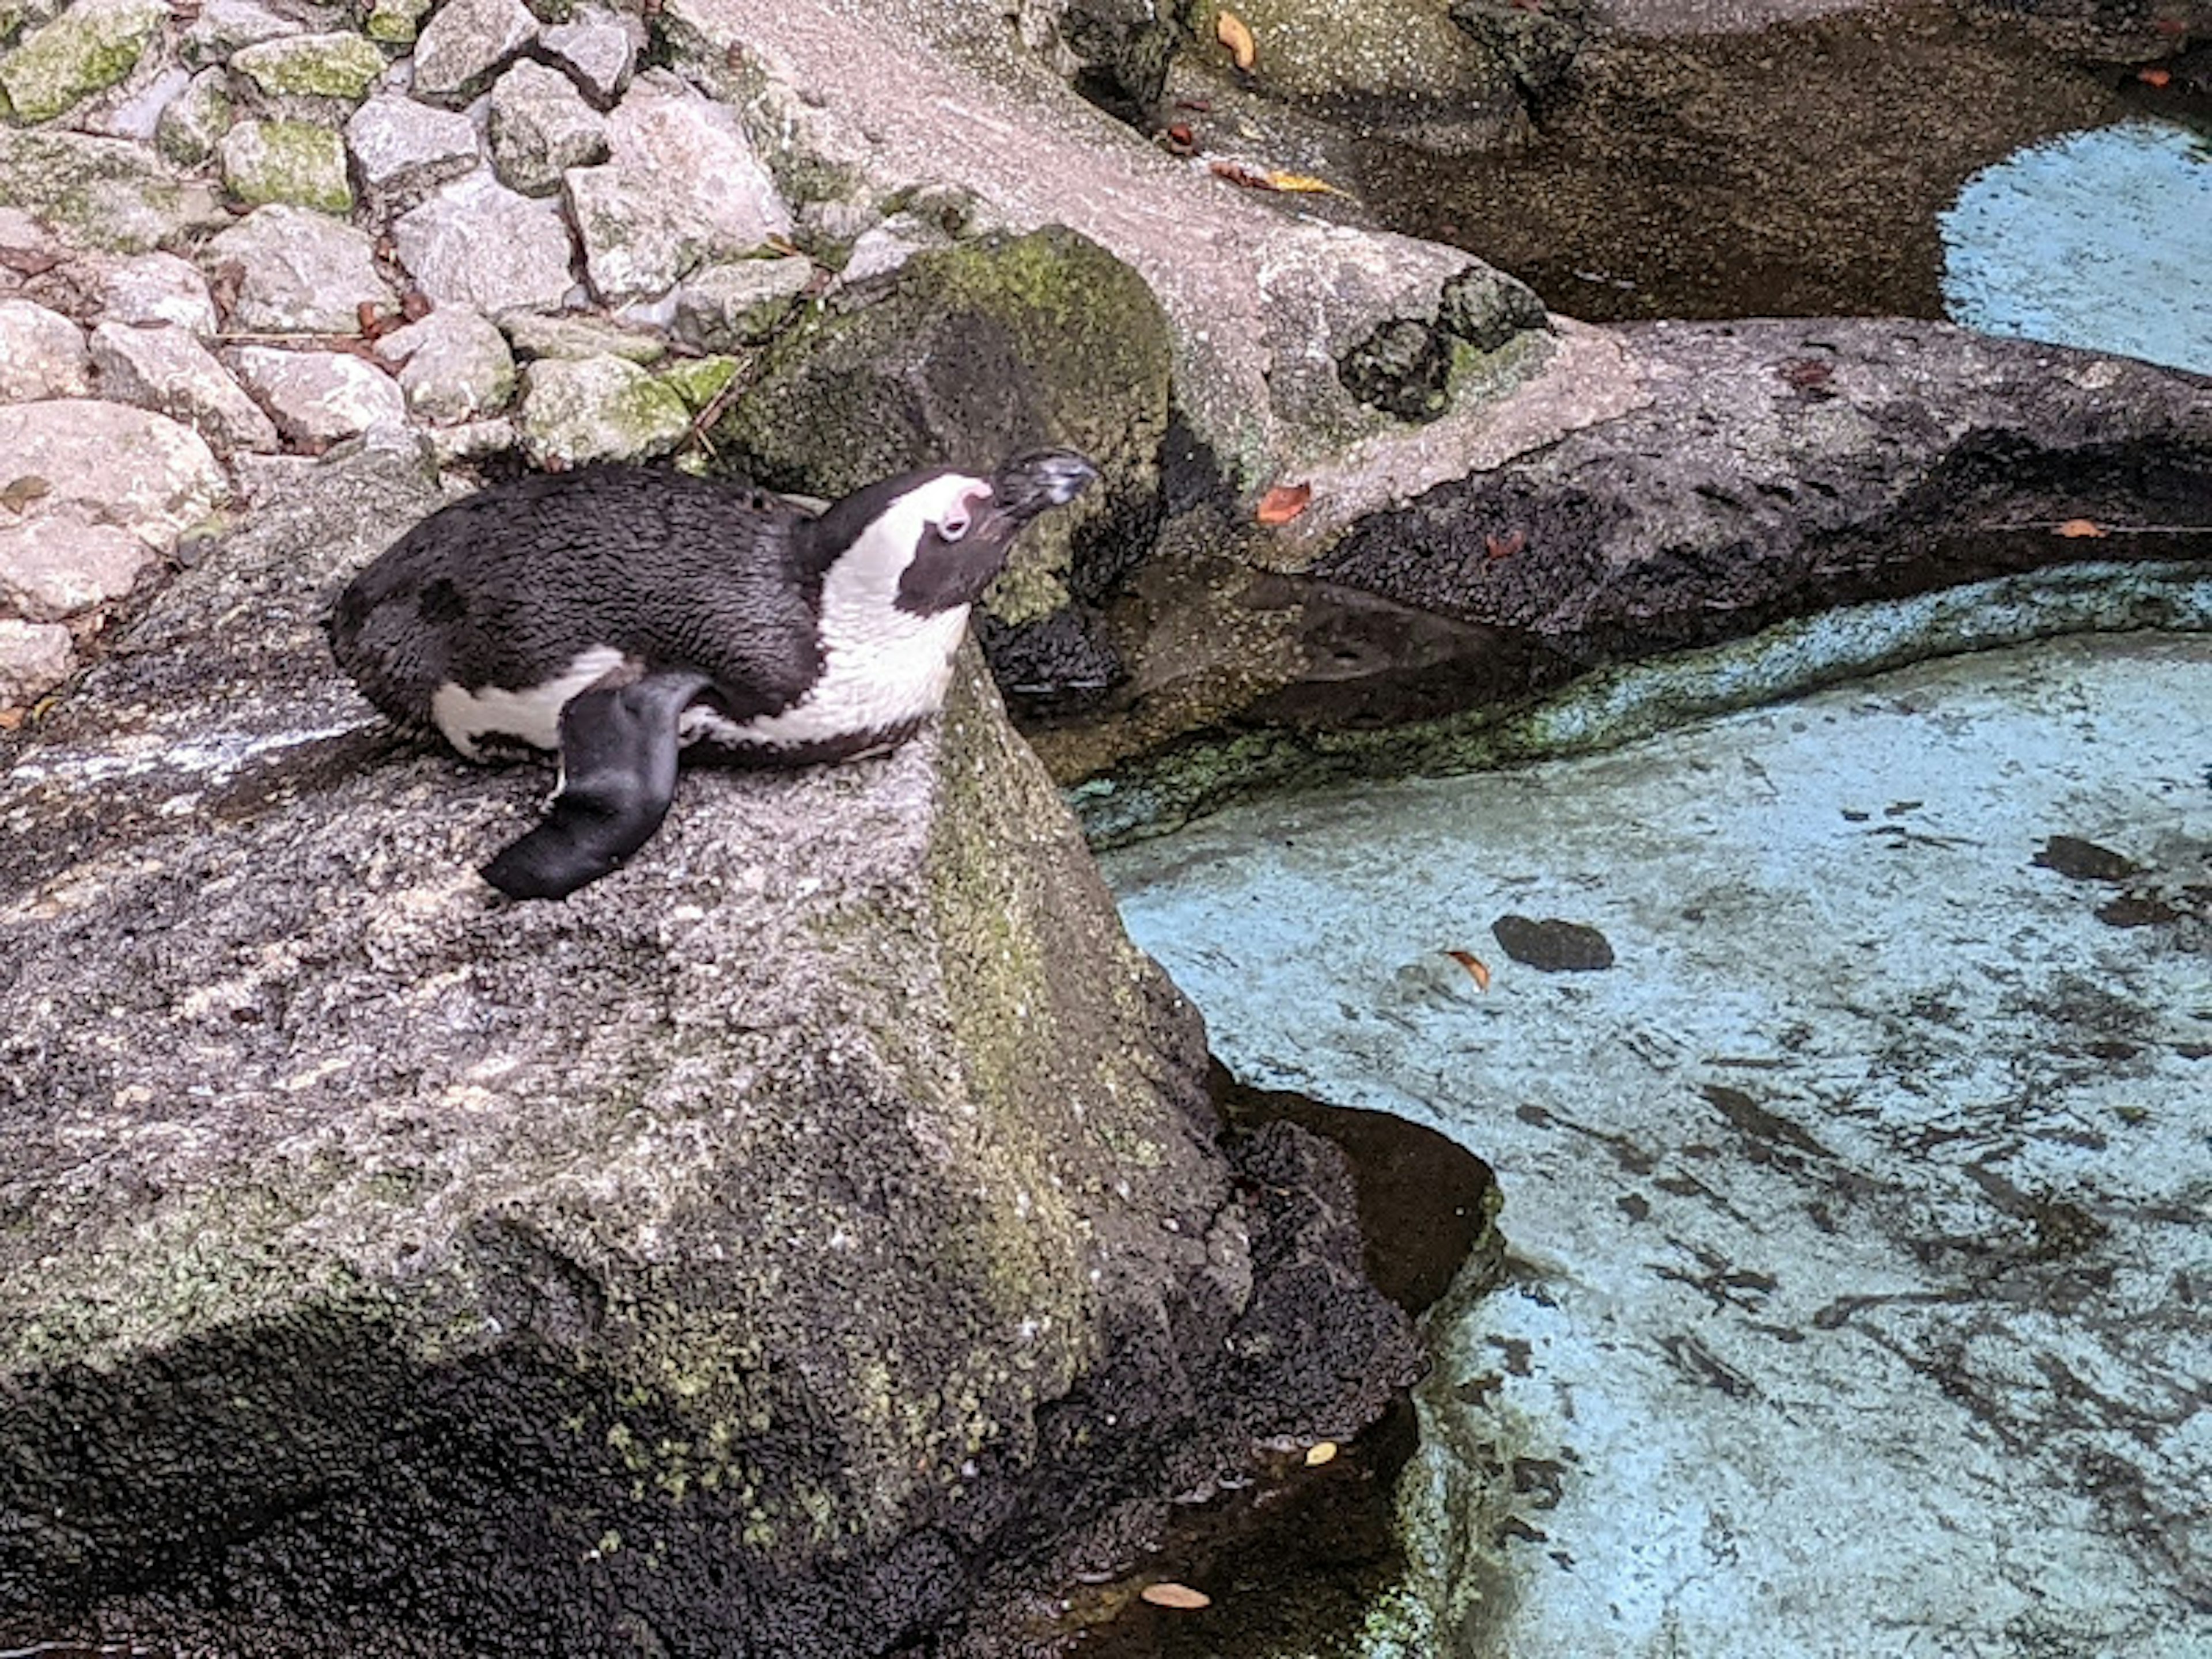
2138,66,2172,87
1209,158,1268,190
1141,1581,1213,1611
2055,518,2109,539
0,475,53,514
1256,482,1312,525
1485,528,1527,560
1216,9,1256,71
1445,949,1492,992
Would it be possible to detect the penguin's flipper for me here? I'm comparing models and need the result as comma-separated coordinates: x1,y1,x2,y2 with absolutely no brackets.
480,668,711,902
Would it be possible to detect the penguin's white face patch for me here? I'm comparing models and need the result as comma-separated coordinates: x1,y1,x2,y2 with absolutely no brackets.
431,646,630,760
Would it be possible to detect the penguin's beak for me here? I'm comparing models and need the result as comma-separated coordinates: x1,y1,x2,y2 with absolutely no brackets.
993,450,1099,521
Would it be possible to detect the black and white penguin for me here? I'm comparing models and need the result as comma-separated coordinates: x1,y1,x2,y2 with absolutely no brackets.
328,449,1098,900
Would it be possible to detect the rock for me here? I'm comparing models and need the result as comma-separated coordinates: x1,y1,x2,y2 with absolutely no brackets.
516,351,690,464
0,298,91,402
500,309,665,363
409,0,537,101
1489,913,1615,971
229,346,410,446
153,66,231,168
343,93,481,216
203,204,396,334
0,128,229,252
0,617,73,707
564,69,792,303
837,211,954,288
487,58,609,197
0,433,1416,1654
421,413,516,463
1448,0,1589,98
672,255,812,351
362,0,433,45
537,5,639,101
654,353,738,414
372,305,516,422
0,399,225,552
99,249,220,339
391,172,576,316
1013,0,1190,124
96,62,194,142
183,0,299,65
0,513,159,620
0,0,166,124
228,31,388,100
219,119,355,213
90,320,283,456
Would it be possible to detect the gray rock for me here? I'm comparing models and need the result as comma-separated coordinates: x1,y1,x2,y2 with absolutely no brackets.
0,127,229,252
153,66,232,169
563,69,792,304
0,618,73,708
183,0,299,65
96,62,194,142
203,204,397,334
0,512,158,621
372,305,516,421
0,298,91,402
537,5,639,101
90,320,283,456
229,31,388,101
391,172,577,316
230,345,410,446
0,399,226,552
1012,0,1186,124
835,211,950,289
409,0,537,101
516,351,690,464
421,412,516,462
672,255,812,351
344,93,481,215
218,119,354,214
0,0,166,124
501,308,665,363
99,249,220,339
487,58,608,197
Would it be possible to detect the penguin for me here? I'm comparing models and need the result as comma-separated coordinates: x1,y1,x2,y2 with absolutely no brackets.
328,449,1099,900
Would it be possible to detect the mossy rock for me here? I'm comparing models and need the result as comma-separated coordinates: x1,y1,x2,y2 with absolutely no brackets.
0,0,164,123
0,126,229,252
711,225,1172,627
229,31,388,100
219,120,354,214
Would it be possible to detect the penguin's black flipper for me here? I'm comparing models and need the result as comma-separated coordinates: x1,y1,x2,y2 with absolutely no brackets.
480,669,712,902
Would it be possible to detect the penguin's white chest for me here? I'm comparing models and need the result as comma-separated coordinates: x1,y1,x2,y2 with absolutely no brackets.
680,600,971,752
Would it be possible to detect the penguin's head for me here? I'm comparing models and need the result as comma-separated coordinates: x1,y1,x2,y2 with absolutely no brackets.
813,449,1100,617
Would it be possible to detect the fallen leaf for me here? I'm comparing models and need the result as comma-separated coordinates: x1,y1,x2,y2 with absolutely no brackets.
764,233,804,258
1305,1441,1339,1467
1256,482,1312,525
0,707,24,732
1141,1581,1213,1611
1485,528,1527,560
1210,158,1271,190
1264,169,1353,197
1216,9,1256,71
1445,949,1492,992
400,289,433,323
2055,518,2109,539
0,475,53,514
2138,66,2172,87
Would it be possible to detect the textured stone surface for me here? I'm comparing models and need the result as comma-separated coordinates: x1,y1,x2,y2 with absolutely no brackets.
564,70,792,303
99,250,220,339
343,93,480,213
0,0,166,124
0,399,225,552
229,346,409,445
487,58,608,196
373,305,516,422
409,0,537,100
392,172,577,316
0,618,74,707
152,66,232,168
672,255,812,351
229,31,387,100
0,514,158,621
183,0,298,64
537,5,638,100
203,204,396,334
0,299,91,402
500,309,665,363
90,319,283,455
515,351,690,464
0,128,228,252
219,119,354,213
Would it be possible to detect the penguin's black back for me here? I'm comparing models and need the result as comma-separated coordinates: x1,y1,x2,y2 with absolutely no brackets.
328,465,828,728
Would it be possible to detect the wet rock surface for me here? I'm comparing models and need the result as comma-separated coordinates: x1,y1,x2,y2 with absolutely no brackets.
1106,628,2212,1657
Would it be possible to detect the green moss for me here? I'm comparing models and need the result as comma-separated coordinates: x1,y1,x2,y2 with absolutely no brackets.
221,120,353,213
230,32,387,100
0,0,163,123
656,355,740,413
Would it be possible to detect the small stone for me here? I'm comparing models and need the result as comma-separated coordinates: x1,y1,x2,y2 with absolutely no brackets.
0,0,167,125
219,120,354,214
2032,835,2142,883
0,618,75,709
183,0,298,66
517,353,690,466
564,70,791,304
229,32,387,101
91,320,282,455
154,67,232,169
392,172,575,317
423,415,516,464
363,0,434,46
344,93,480,215
0,298,92,402
97,63,194,142
537,7,638,103
101,250,219,339
203,205,397,334
1490,914,1615,972
0,128,229,255
673,256,812,353
229,346,408,447
373,306,515,422
488,58,608,198
502,310,664,363
0,399,226,551
410,0,537,102
0,513,158,620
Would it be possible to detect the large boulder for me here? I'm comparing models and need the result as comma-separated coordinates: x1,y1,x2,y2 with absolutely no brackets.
0,437,1419,1656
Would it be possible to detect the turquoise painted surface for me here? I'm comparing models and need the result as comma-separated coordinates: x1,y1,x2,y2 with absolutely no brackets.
1941,120,2212,374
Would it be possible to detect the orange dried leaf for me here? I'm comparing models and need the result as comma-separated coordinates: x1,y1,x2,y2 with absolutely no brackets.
2138,66,2172,87
1445,949,1492,992
1216,9,1256,71
1305,1440,1339,1467
1256,482,1312,525
1263,170,1351,198
1485,528,1527,561
1209,158,1270,190
2055,518,2109,539
1141,1581,1213,1611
